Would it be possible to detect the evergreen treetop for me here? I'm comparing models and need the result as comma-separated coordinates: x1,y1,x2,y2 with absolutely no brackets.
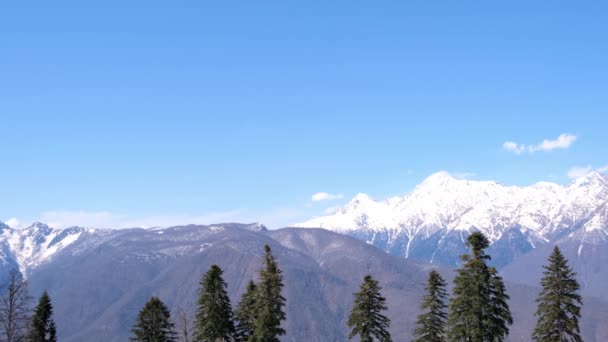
532,246,582,342
250,244,286,342
347,275,392,342
130,296,177,342
194,264,235,342
447,232,512,342
27,291,56,342
234,280,257,342
413,270,448,342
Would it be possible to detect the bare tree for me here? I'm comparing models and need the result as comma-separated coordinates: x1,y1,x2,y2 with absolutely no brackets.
176,307,191,342
0,270,32,342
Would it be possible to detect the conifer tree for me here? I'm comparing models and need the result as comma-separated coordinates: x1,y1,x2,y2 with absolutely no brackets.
130,296,177,342
194,265,235,342
27,291,56,342
413,270,448,342
532,246,582,342
250,245,286,342
447,232,512,342
234,281,257,341
347,275,392,342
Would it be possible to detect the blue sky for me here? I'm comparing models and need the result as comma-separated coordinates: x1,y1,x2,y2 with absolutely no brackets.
1,2,606,228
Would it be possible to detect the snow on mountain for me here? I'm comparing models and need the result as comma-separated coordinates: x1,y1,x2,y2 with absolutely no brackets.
0,222,90,275
295,171,608,267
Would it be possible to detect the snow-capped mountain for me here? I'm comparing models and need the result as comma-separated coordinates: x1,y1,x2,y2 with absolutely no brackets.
0,222,90,275
296,171,608,267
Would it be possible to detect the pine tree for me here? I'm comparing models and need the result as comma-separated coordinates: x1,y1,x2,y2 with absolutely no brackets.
130,296,177,342
250,245,286,342
413,270,448,342
447,232,512,342
234,281,257,341
194,265,235,342
27,291,56,342
347,275,392,342
532,246,582,342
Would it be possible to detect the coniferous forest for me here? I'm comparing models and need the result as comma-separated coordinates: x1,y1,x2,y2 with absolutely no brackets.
0,236,583,341
122,233,583,342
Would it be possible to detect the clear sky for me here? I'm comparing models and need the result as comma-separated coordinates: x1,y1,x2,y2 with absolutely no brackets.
1,2,606,229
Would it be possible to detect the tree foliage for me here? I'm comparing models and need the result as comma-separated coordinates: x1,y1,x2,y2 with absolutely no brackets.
130,296,177,342
532,246,582,342
194,265,235,342
447,232,512,342
347,275,392,342
234,280,257,341
27,291,56,342
413,270,448,342
250,245,286,342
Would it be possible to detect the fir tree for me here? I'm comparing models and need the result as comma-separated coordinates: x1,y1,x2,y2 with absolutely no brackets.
250,245,286,342
532,246,582,342
27,291,56,342
130,296,177,342
234,281,257,341
447,232,512,342
347,275,392,342
413,270,448,342
194,265,235,342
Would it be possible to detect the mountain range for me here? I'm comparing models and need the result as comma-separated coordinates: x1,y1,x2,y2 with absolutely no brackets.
0,222,607,341
0,172,606,340
296,171,608,269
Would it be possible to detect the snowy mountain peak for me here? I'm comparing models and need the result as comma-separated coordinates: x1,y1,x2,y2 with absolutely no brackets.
0,223,88,275
420,171,458,185
295,172,608,265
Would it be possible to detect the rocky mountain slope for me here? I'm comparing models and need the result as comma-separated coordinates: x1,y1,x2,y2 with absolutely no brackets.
296,171,608,268
0,223,600,341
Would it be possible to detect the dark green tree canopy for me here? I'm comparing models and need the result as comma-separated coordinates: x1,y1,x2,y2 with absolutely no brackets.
532,246,582,342
447,232,512,342
27,291,56,342
250,244,286,342
194,264,235,342
130,296,177,342
347,275,392,342
234,280,257,342
413,270,448,342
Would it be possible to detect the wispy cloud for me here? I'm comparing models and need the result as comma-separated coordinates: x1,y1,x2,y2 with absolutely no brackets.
452,172,476,180
311,192,344,202
323,206,342,215
35,207,309,230
567,164,608,179
503,134,577,155
4,218,21,229
502,141,526,155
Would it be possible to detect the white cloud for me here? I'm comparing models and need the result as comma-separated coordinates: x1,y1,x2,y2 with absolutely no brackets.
502,141,526,155
503,134,577,155
4,218,21,229
452,172,476,180
597,165,608,173
529,134,577,152
323,206,342,215
567,164,608,179
311,192,344,202
567,165,593,179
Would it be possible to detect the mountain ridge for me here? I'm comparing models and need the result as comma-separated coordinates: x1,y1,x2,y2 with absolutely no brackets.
296,171,608,267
